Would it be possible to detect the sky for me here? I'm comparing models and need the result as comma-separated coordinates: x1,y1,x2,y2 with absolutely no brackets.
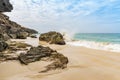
6,0,120,33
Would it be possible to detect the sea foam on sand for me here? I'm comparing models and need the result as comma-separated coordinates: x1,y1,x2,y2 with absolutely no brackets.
67,40,120,52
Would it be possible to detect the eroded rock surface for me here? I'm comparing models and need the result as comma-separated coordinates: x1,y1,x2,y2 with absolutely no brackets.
18,46,68,72
0,41,8,52
0,0,13,12
39,31,66,45
0,13,38,40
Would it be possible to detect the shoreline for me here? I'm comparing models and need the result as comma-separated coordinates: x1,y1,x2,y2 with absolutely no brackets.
0,38,120,80
66,40,120,53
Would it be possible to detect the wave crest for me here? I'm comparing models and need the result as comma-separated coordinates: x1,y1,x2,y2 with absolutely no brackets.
67,40,120,52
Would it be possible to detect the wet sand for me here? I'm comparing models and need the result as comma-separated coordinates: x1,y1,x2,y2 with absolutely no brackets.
0,38,120,80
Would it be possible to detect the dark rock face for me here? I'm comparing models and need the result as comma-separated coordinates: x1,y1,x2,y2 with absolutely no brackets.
18,46,68,72
0,34,4,41
0,53,18,61
41,53,68,72
0,41,8,52
16,32,29,39
39,31,66,45
0,0,13,12
18,46,55,65
0,13,38,40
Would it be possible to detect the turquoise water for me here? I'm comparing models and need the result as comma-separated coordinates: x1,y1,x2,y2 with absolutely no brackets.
74,33,120,44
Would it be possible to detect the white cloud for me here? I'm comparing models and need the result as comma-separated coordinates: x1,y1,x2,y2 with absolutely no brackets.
5,0,120,33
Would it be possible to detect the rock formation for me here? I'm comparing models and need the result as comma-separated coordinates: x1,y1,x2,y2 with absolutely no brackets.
18,46,53,65
18,46,68,72
0,0,38,40
0,13,38,39
39,31,66,45
0,0,13,12
0,0,69,73
0,41,8,52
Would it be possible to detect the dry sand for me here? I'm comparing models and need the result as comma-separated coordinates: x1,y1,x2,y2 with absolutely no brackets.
0,38,120,80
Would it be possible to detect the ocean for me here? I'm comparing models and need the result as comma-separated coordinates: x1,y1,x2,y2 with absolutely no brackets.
67,33,120,52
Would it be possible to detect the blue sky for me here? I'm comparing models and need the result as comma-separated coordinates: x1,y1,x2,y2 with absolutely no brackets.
6,0,120,33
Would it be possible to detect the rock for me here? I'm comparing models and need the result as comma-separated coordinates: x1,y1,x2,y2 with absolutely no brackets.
0,53,18,61
0,41,8,52
0,0,13,12
30,34,37,38
39,31,66,45
0,13,38,40
8,42,32,48
41,53,68,72
18,45,68,72
0,34,4,41
18,46,54,65
0,1,38,40
16,32,29,39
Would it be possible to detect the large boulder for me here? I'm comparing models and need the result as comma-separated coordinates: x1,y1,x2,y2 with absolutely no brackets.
16,32,29,39
18,45,68,72
18,46,54,65
39,31,66,45
0,0,13,12
0,41,8,52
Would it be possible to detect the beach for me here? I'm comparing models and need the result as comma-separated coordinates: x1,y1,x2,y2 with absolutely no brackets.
0,38,120,80
1,0,120,80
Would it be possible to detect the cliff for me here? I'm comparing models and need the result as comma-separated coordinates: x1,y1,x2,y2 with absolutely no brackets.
0,0,38,40
0,0,13,12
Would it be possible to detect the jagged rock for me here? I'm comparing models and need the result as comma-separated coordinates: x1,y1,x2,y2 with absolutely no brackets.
0,0,37,40
18,45,68,72
0,34,4,41
0,0,13,12
39,31,66,45
16,32,29,39
0,53,18,61
41,53,68,72
0,41,8,52
30,34,37,38
0,13,38,40
18,46,54,65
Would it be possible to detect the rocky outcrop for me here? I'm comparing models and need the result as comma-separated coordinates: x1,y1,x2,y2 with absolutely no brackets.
0,0,68,73
0,13,38,40
18,46,68,72
18,46,53,64
39,31,66,45
41,53,68,72
0,41,8,52
0,0,13,12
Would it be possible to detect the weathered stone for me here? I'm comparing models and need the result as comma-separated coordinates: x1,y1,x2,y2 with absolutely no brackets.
30,34,37,38
0,41,8,52
0,53,18,61
16,32,29,39
40,53,68,72
18,46,54,65
0,0,13,12
18,45,68,72
0,34,4,41
39,31,66,45
0,13,38,40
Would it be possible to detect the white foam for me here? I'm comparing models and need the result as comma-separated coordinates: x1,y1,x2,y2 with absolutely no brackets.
67,40,120,52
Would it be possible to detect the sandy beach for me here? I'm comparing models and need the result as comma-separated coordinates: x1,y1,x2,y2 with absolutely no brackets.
1,0,120,80
0,38,120,80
